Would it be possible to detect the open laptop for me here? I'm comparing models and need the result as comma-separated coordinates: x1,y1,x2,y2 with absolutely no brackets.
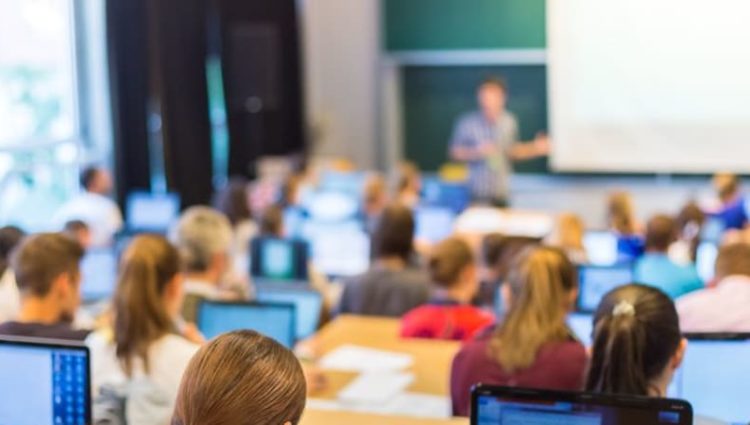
197,300,297,348
568,313,594,347
304,222,370,278
583,231,619,266
79,248,118,302
668,333,750,424
414,205,456,244
472,385,692,425
577,263,634,313
421,175,471,213
125,191,180,234
0,337,91,425
250,237,310,285
255,288,323,340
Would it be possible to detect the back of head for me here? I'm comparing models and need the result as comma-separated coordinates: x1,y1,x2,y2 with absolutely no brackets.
715,242,750,280
371,203,415,261
429,238,474,288
114,235,180,375
363,174,387,209
213,177,252,226
713,173,740,203
492,246,577,372
607,191,636,235
676,202,704,236
644,214,677,252
0,226,25,275
12,233,84,298
397,161,420,192
80,166,102,192
171,206,233,274
481,233,538,280
550,213,586,251
586,284,681,396
259,204,285,237
172,330,306,425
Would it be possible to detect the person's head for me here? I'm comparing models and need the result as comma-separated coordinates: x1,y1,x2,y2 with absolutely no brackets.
713,173,740,204
114,235,183,376
715,242,750,281
547,213,586,252
0,226,25,275
397,161,421,195
171,206,233,284
172,330,306,425
279,175,302,208
644,214,677,253
63,220,92,250
362,173,388,216
607,191,637,235
11,233,84,324
477,77,508,119
213,176,252,226
675,201,704,241
371,203,415,262
80,166,113,195
481,233,538,283
491,246,578,373
428,238,478,302
586,284,686,397
259,204,285,238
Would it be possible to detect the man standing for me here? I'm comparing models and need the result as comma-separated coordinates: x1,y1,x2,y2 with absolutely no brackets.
450,77,549,206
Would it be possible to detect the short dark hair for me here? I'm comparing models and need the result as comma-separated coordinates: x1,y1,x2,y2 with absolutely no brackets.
12,233,84,297
80,166,102,190
371,203,415,261
479,76,508,93
644,215,677,252
64,220,90,234
482,233,539,278
259,205,284,237
715,243,750,280
0,226,25,275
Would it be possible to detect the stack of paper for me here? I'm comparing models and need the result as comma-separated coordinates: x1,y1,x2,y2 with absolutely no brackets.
319,345,414,372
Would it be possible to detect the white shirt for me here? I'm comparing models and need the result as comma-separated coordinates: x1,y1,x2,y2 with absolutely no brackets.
0,269,19,323
87,330,199,425
54,192,124,247
677,275,750,333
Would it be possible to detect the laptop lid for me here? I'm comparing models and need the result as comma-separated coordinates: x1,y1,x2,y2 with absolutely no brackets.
197,300,296,348
668,333,750,424
414,205,456,244
0,337,91,425
250,237,309,282
79,248,118,302
577,263,634,313
305,222,370,278
567,313,594,347
583,231,619,266
125,191,180,234
255,288,323,340
472,385,692,425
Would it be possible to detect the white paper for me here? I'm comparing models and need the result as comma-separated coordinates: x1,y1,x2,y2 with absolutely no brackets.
307,393,452,419
319,345,413,372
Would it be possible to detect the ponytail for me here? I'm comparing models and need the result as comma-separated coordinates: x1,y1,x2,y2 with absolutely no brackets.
585,284,681,396
114,235,180,376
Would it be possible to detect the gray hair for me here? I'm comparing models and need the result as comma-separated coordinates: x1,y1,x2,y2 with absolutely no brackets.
170,206,233,273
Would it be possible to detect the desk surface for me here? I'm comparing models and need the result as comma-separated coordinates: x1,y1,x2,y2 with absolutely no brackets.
300,409,469,425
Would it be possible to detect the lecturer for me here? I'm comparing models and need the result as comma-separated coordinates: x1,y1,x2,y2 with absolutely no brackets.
450,77,549,206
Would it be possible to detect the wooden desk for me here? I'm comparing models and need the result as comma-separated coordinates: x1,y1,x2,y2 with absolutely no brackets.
300,409,468,425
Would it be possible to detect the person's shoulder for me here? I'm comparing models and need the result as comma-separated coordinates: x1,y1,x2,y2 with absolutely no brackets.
153,334,200,365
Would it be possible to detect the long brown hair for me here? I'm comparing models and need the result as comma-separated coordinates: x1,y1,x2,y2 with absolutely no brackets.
113,235,180,376
607,191,637,235
585,284,681,396
172,330,306,425
490,246,577,373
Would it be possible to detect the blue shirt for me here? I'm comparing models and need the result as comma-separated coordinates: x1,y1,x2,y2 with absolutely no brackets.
712,197,748,230
634,253,704,299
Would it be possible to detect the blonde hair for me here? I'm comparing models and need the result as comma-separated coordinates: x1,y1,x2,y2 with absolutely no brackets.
549,213,586,252
607,192,637,235
428,238,474,288
713,173,740,203
490,247,577,373
363,174,387,207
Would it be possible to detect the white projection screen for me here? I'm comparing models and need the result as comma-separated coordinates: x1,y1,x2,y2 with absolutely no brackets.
548,0,750,173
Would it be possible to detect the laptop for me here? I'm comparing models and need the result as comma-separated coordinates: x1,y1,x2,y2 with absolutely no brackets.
125,191,180,234
414,205,456,244
577,263,634,313
472,385,692,425
583,231,619,266
668,333,750,424
567,313,594,347
695,241,718,283
250,237,310,285
79,248,118,302
421,175,471,213
197,300,297,348
0,337,91,425
255,288,323,340
305,222,370,278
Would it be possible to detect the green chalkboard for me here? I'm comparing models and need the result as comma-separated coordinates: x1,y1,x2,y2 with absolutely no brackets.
401,66,548,173
384,0,546,51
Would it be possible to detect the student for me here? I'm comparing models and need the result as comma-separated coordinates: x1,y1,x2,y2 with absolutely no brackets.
473,233,538,309
545,213,588,264
710,173,747,230
171,330,306,425
634,215,703,299
338,204,431,317
670,201,705,264
606,191,644,261
54,166,123,247
586,284,686,397
677,242,750,332
87,235,202,425
213,176,258,278
401,238,495,341
0,226,24,323
0,233,88,340
361,173,389,235
450,247,587,416
63,220,93,250
395,161,422,209
170,206,239,323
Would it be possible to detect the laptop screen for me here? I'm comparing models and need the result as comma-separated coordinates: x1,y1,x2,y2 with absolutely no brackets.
577,264,634,313
669,335,750,424
305,223,370,277
472,386,692,425
0,338,90,425
255,289,323,340
583,231,619,266
126,192,180,234
414,206,456,244
568,313,594,347
251,238,309,282
80,249,118,302
421,177,471,213
197,301,296,348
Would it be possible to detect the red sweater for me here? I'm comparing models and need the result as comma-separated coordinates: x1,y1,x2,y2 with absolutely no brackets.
400,302,495,342
450,332,588,417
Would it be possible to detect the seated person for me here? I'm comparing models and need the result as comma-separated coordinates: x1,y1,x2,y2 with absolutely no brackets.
678,242,750,332
401,238,495,341
669,201,705,264
87,235,202,425
171,330,306,425
0,233,89,340
361,173,389,235
606,191,644,260
338,203,431,317
63,220,93,250
586,284,686,397
473,233,538,309
170,206,238,323
710,173,748,231
545,213,588,264
450,247,587,417
395,161,422,209
0,226,25,323
634,215,703,299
